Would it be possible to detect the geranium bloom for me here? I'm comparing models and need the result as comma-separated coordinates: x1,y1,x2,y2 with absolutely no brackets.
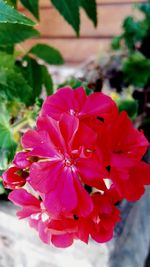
2,86,150,248
21,114,107,217
101,111,150,200
110,160,150,201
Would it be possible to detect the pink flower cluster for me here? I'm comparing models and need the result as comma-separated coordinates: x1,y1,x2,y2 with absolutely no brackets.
2,87,150,248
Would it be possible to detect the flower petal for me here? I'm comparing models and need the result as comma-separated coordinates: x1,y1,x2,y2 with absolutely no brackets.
80,92,118,120
77,157,107,191
37,115,65,150
41,87,86,120
74,177,94,217
22,129,58,158
9,189,41,219
29,161,63,193
51,233,74,248
2,167,26,189
13,151,31,169
44,168,78,216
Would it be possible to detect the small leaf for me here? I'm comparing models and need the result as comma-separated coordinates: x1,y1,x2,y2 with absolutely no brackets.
0,44,14,54
116,99,138,119
19,56,43,103
29,44,64,65
0,182,5,195
0,105,17,170
6,0,17,7
138,2,150,20
0,23,39,45
50,0,80,36
0,0,35,26
41,65,54,95
122,52,150,87
0,52,33,105
79,0,97,27
122,16,146,51
111,36,122,50
20,0,39,20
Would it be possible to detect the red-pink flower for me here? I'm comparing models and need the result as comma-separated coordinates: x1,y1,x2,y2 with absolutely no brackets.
40,87,118,123
110,159,150,201
2,167,27,189
9,189,52,245
90,192,120,243
21,114,107,217
9,188,120,248
110,111,149,161
48,191,120,246
2,86,150,248
109,112,149,200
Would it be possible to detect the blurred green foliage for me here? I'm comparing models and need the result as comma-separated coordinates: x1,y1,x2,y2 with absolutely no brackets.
111,1,150,88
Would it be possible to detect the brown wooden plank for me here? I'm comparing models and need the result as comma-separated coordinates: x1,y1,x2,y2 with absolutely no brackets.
21,5,136,37
18,38,111,63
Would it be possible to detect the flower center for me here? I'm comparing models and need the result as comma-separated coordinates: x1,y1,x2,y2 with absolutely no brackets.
69,109,78,116
64,158,74,167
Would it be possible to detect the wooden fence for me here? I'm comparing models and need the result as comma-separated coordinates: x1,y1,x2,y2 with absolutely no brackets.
19,0,146,64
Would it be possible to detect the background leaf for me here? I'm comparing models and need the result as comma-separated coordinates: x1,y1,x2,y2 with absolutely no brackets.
6,0,17,7
0,23,39,45
29,44,64,65
79,0,97,27
41,65,54,95
0,52,33,105
0,70,33,106
20,0,39,20
19,56,43,103
0,0,35,26
122,52,150,87
50,0,80,35
0,105,17,171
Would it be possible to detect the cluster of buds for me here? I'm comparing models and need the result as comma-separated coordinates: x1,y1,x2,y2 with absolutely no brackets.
2,87,150,248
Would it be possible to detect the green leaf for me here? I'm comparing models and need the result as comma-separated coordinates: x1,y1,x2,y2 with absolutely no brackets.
0,44,14,54
0,23,39,45
6,0,17,7
122,16,147,50
19,56,43,103
138,2,150,20
41,65,54,95
0,105,17,170
50,0,80,35
111,36,122,50
0,51,14,68
0,52,33,105
29,44,64,65
116,99,138,119
79,0,97,27
122,52,150,87
0,70,33,105
0,0,35,26
20,0,39,20
0,181,5,195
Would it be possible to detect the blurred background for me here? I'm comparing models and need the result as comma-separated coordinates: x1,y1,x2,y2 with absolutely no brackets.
18,0,142,63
